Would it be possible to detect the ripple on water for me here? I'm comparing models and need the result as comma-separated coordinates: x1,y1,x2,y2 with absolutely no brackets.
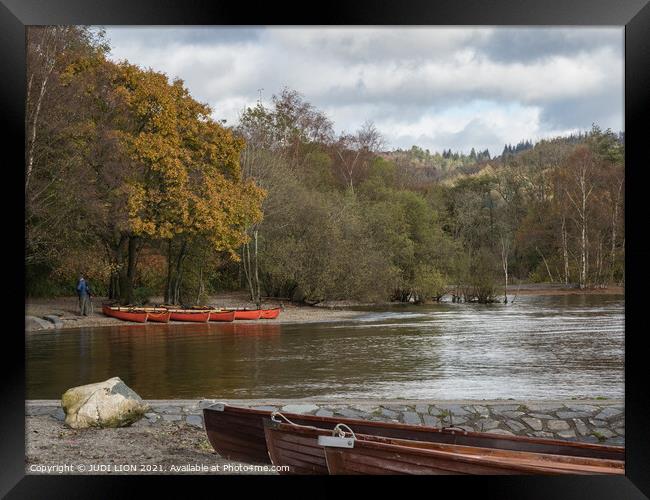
26,294,624,400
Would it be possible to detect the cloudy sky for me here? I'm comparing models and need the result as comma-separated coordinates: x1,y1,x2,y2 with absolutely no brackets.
104,27,623,155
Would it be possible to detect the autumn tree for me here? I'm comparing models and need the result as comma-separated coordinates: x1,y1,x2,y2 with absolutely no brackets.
26,26,113,294
25,29,625,305
105,64,265,304
25,28,265,304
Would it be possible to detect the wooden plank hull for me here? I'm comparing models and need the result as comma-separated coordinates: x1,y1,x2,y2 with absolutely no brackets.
202,404,624,467
209,310,236,322
260,308,281,319
265,422,624,475
322,434,625,476
102,305,148,323
203,406,270,464
264,422,329,474
168,311,211,322
234,309,262,320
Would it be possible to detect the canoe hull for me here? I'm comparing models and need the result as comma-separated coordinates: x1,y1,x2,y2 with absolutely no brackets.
102,305,148,323
169,311,210,322
202,405,624,469
234,310,262,320
260,308,281,319
146,311,171,323
209,310,236,322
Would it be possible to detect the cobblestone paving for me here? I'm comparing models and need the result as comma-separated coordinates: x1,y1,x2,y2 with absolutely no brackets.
26,399,624,446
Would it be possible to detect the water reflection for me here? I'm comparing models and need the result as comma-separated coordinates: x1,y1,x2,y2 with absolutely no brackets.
26,295,624,400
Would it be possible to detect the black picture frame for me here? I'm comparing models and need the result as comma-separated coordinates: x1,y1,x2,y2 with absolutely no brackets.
3,0,649,497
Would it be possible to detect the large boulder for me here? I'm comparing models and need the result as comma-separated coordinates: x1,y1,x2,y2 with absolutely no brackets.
61,377,150,429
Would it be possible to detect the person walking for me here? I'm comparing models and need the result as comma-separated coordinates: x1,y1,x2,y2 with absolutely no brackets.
76,274,92,316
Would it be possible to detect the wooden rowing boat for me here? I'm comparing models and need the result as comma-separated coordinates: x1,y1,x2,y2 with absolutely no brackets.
264,420,328,474
209,310,236,322
264,420,624,475
233,309,262,320
203,404,271,463
320,432,624,475
202,404,624,467
102,305,148,323
260,307,282,319
168,310,211,322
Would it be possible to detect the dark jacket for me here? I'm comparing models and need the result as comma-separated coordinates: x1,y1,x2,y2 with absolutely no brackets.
76,278,91,297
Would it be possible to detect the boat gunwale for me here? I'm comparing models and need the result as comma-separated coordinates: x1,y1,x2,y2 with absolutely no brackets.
322,441,623,475
263,422,623,475
267,421,624,472
101,305,149,322
203,404,624,457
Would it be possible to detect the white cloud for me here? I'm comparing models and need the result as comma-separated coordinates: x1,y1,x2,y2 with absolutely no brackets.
104,26,623,154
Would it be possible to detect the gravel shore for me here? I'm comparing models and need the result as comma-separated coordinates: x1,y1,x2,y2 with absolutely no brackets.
25,398,624,475
25,285,623,331
25,415,273,475
25,292,365,330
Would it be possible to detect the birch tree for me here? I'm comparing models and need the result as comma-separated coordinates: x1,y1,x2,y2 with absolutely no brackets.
333,121,383,193
562,146,597,289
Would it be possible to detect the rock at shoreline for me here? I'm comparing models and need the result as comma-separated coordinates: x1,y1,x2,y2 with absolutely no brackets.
61,377,150,429
280,404,319,414
25,315,55,331
43,315,64,329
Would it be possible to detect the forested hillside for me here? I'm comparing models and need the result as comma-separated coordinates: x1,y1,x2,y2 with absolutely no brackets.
25,27,624,305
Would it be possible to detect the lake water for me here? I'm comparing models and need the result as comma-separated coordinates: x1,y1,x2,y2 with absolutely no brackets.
26,294,624,400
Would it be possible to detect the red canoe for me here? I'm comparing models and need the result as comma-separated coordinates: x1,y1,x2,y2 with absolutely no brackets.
146,310,171,323
102,305,148,323
168,310,211,322
209,310,236,322
234,309,262,320
260,307,281,319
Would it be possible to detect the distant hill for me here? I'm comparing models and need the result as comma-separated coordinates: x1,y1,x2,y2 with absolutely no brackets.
381,130,623,188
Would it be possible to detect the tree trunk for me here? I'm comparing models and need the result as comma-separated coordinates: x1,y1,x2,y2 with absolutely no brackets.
173,239,189,305
609,179,623,284
25,28,65,196
108,273,120,300
118,235,140,304
165,239,174,304
254,229,261,307
106,233,126,300
115,235,128,304
26,76,49,195
164,238,189,305
242,228,262,305
580,218,586,289
243,241,254,302
565,155,594,290
501,236,509,303
561,216,569,285
535,246,554,283
196,266,204,305
596,236,603,287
